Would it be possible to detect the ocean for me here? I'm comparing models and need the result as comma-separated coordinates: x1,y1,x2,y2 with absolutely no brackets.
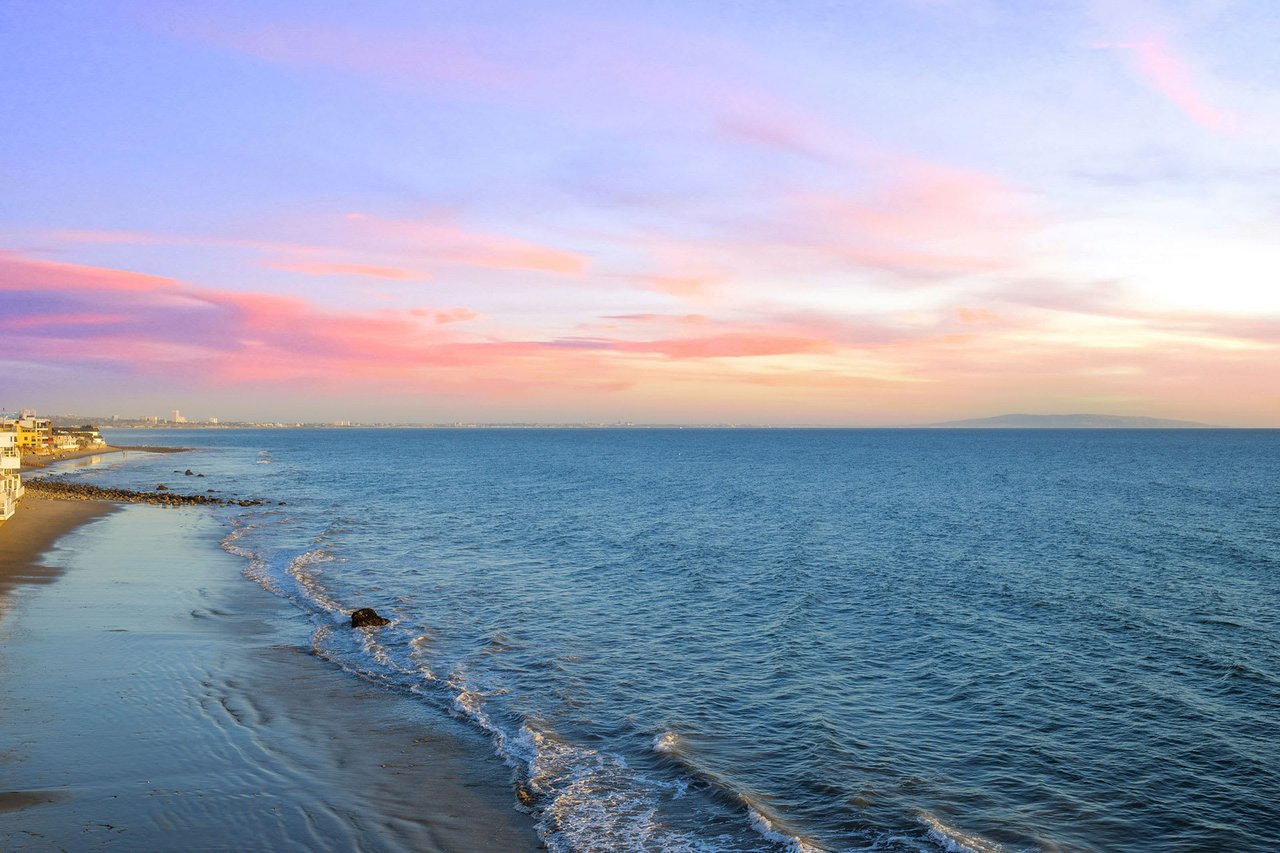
48,428,1280,852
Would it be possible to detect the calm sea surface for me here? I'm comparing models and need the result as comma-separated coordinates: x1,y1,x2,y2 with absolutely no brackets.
53,429,1280,851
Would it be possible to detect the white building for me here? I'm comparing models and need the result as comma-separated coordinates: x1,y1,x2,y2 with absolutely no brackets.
0,431,23,522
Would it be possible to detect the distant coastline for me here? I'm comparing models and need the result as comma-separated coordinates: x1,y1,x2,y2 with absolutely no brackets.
918,413,1220,429
33,412,1255,430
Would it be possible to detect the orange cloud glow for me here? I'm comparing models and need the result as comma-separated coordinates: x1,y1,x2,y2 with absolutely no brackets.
3,248,1277,424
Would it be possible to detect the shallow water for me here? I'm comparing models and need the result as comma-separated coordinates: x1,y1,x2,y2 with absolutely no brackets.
62,428,1280,851
0,505,538,851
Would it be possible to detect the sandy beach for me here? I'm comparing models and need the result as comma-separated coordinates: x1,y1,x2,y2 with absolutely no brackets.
0,495,118,600
0,500,542,851
16,446,127,474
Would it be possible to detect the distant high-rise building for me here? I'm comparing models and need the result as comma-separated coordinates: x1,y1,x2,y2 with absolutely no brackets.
208,417,219,425
171,409,187,424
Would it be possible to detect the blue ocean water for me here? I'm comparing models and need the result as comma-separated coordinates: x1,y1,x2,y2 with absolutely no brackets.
50,429,1280,851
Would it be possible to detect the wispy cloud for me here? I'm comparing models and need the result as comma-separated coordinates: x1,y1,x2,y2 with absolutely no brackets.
1094,37,1240,134
258,259,430,280
39,216,587,279
6,247,1277,422
342,213,588,276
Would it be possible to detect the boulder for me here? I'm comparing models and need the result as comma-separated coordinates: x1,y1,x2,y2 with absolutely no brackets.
156,484,169,491
185,469,194,476
351,608,391,628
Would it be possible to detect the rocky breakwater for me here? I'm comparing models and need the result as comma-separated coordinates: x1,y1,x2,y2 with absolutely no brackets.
26,479,267,508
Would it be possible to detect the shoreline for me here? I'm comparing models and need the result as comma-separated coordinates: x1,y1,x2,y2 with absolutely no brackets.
17,445,125,473
0,494,118,601
18,444,192,475
0,499,542,851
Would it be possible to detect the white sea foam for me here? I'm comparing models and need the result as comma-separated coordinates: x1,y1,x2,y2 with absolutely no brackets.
745,801,829,853
221,523,279,592
220,527,826,853
519,725,724,853
284,548,346,616
918,814,1005,853
654,730,682,754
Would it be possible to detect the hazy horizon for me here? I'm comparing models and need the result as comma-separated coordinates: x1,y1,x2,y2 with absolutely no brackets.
3,1,1279,426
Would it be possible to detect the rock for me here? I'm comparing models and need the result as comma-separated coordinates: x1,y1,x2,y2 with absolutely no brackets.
156,484,170,490
185,469,194,476
351,608,391,628
197,473,205,477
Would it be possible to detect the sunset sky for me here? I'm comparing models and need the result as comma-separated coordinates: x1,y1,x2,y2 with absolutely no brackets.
2,0,1278,425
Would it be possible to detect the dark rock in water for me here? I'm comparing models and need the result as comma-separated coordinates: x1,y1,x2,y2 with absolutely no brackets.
185,469,194,476
351,608,391,628
156,484,169,491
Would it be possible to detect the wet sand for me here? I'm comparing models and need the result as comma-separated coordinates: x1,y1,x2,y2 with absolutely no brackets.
17,446,125,473
0,504,542,851
0,495,118,599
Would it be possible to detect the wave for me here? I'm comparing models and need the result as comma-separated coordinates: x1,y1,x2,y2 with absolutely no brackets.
221,523,1005,853
220,523,741,850
222,522,278,593
917,814,1005,853
653,732,827,852
747,804,829,853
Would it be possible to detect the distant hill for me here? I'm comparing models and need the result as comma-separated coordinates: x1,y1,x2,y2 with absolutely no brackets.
922,413,1218,429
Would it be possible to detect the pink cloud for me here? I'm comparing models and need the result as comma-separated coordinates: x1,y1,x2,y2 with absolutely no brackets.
955,307,1000,325
40,217,586,279
0,312,130,330
1095,38,1239,134
0,250,177,294
4,250,1276,423
260,259,430,280
788,157,1037,277
615,332,836,359
411,307,481,324
642,274,723,297
179,22,523,90
343,213,588,276
610,158,1037,294
0,252,623,396
602,313,710,325
45,229,172,246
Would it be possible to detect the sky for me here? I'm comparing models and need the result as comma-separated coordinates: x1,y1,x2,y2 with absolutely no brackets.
2,0,1278,425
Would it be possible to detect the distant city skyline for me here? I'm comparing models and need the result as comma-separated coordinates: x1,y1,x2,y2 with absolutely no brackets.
2,1,1279,426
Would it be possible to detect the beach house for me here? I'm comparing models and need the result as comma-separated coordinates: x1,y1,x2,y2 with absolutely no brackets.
0,431,22,522
53,425,107,448
0,410,53,454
